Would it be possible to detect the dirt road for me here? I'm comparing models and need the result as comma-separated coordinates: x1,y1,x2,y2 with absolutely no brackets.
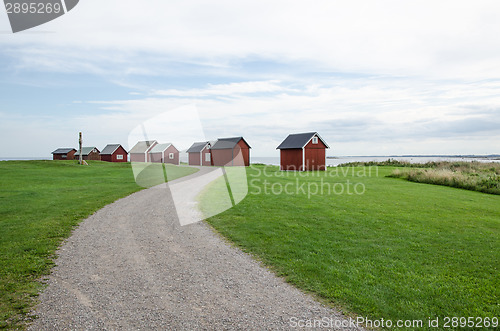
29,168,360,330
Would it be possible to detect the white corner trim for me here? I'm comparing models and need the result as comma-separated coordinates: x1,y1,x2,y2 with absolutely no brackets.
302,147,305,171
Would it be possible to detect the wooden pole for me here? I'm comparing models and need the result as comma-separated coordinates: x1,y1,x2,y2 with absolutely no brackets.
79,132,83,165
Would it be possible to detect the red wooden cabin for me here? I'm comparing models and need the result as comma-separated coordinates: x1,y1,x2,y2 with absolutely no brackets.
186,141,212,166
74,147,100,161
51,148,76,160
211,137,251,166
129,140,157,162
149,143,180,165
277,132,329,171
100,144,128,162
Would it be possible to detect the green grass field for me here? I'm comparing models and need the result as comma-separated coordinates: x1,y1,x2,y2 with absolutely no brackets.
200,165,500,329
0,160,198,329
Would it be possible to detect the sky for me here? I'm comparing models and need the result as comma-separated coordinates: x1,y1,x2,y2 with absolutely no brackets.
1,0,500,157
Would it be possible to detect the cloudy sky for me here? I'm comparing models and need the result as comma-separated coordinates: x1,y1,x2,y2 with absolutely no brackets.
1,0,500,157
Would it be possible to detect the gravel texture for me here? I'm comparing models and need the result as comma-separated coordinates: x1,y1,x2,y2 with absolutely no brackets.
29,168,362,330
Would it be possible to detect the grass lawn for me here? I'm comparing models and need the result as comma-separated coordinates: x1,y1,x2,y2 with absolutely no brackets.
200,165,499,329
0,160,198,329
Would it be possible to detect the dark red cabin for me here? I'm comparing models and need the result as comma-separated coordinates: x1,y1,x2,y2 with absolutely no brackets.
51,148,76,160
100,144,128,162
149,143,180,165
211,137,251,166
186,141,213,166
74,147,100,161
277,132,329,171
129,140,157,162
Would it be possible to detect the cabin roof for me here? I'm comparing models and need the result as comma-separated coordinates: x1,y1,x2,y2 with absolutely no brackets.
101,144,125,155
74,147,100,156
211,137,251,150
52,148,76,154
186,142,210,153
276,132,329,149
129,140,157,153
149,143,174,153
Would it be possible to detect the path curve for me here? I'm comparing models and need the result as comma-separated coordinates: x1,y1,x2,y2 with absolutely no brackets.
29,167,361,330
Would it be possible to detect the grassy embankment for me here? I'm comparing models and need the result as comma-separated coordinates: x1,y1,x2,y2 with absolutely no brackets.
198,164,499,329
0,160,198,329
339,159,500,195
388,161,500,195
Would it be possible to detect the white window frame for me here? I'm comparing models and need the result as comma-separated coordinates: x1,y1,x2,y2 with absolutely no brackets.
116,154,123,160
169,153,174,159
205,153,211,162
312,136,318,144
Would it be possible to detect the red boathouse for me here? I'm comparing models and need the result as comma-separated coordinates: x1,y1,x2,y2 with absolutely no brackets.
100,144,128,162
51,148,76,160
186,141,212,166
129,140,157,162
211,137,250,166
277,132,329,171
148,143,180,165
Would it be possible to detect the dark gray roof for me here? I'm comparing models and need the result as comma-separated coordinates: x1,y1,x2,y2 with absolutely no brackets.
129,140,157,154
52,148,76,154
276,132,329,149
101,144,126,155
186,142,209,153
211,137,251,150
74,147,100,156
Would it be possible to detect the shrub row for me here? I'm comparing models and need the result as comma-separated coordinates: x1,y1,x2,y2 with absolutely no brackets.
389,164,500,195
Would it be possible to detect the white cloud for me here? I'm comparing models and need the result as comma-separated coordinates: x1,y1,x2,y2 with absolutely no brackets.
152,80,287,97
2,0,500,79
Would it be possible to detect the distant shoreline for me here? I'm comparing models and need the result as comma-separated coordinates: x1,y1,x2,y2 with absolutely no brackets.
327,154,500,159
0,157,52,161
251,155,500,166
2,155,499,162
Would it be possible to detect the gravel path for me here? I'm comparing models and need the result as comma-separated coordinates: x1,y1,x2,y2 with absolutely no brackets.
29,168,361,330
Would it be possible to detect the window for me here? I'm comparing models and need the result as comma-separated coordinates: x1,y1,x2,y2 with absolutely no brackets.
312,136,318,144
205,153,211,162
169,153,174,159
116,155,123,160
62,155,67,158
